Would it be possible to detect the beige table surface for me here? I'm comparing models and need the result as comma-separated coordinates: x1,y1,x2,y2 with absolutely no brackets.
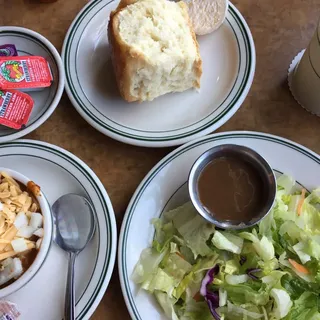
2,0,320,319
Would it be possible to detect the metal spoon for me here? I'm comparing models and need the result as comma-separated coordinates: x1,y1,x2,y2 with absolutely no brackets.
52,194,95,320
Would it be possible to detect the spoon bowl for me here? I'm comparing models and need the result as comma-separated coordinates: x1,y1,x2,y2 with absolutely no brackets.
52,194,95,320
53,194,95,252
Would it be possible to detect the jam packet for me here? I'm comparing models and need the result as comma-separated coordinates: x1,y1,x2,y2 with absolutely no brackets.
0,300,20,319
0,45,18,57
0,89,34,129
0,56,52,91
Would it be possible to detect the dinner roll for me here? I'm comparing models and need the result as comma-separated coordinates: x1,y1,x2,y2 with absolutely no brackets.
108,0,202,102
186,0,228,35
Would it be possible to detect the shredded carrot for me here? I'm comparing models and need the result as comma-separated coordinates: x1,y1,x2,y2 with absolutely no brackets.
289,258,309,274
297,188,306,216
193,291,202,302
176,252,185,260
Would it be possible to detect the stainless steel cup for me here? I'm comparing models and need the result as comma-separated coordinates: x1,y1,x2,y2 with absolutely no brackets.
188,144,276,230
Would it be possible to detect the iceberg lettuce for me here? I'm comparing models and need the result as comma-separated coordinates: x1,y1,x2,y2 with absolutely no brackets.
133,177,320,320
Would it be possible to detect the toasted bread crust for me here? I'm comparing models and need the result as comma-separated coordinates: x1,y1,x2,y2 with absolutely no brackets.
108,0,139,102
108,0,202,102
179,2,202,88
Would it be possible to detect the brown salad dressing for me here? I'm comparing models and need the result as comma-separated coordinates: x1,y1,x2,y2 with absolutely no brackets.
197,156,265,223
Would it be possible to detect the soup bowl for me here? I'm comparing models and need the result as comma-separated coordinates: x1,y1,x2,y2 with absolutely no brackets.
0,168,53,298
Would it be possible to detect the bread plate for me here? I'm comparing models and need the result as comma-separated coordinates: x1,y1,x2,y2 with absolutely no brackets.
63,0,255,147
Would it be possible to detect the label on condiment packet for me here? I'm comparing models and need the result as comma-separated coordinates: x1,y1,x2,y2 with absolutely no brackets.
0,56,52,90
0,45,18,57
0,300,20,319
0,89,34,129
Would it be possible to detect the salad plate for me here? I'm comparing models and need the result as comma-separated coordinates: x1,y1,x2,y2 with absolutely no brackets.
0,140,117,320
62,0,255,147
119,131,320,319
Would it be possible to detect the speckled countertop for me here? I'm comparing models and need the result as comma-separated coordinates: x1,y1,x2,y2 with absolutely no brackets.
2,0,320,319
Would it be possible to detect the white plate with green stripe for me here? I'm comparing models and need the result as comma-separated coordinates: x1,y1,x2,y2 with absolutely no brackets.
118,131,320,319
0,140,116,320
0,27,64,142
62,0,255,147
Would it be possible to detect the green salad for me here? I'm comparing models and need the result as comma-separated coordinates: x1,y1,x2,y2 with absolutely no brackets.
132,175,320,319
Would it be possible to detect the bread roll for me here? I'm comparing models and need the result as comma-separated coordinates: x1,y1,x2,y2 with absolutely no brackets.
108,0,202,102
185,0,228,35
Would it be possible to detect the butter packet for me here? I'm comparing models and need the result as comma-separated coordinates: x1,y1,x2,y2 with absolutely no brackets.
0,300,20,319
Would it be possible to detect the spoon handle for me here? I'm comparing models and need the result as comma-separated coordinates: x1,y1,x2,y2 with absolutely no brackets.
65,251,77,320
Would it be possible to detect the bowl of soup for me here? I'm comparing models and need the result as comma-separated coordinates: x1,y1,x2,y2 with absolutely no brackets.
0,168,52,297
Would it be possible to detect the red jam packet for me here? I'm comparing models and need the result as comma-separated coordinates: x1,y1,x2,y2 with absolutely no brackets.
0,45,18,57
0,56,52,91
0,89,34,129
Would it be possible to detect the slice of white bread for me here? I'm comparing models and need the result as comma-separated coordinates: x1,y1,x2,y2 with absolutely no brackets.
108,0,202,102
185,0,228,35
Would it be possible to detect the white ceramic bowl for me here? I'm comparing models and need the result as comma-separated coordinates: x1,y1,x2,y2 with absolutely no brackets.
0,167,53,298
0,26,65,142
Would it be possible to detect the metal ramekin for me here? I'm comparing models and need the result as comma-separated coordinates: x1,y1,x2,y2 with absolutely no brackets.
188,144,276,230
